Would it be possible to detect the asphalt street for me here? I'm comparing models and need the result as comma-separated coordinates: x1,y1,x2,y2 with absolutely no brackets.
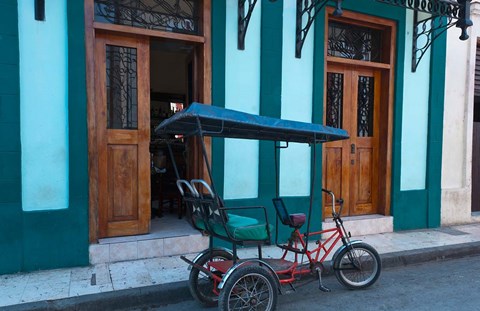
126,254,480,311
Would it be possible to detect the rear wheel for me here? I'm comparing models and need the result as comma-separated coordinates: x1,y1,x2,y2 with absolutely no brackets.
334,242,381,289
188,249,234,307
218,265,277,311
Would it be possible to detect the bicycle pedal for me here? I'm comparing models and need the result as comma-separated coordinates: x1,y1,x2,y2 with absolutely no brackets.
315,267,331,293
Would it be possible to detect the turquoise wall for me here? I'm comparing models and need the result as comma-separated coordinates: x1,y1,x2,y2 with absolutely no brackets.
224,0,261,200
401,11,430,191
280,1,313,197
0,0,89,274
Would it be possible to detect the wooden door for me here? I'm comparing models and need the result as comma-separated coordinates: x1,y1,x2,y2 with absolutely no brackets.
323,64,381,217
95,33,151,238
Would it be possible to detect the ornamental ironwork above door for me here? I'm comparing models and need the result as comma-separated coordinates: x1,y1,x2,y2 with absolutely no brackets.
328,21,382,62
94,0,200,35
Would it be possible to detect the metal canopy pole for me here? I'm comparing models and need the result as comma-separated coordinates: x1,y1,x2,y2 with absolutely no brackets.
196,117,218,196
167,142,181,180
305,134,317,247
274,141,289,199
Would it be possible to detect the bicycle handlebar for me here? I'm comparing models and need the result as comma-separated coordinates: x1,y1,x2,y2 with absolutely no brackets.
321,188,343,217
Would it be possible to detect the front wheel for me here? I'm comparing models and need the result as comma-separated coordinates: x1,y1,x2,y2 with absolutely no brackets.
218,265,278,311
333,242,381,289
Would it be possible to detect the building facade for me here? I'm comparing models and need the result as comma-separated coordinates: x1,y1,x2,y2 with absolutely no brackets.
0,0,469,275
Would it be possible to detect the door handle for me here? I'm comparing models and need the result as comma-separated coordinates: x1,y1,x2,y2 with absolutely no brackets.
351,144,356,154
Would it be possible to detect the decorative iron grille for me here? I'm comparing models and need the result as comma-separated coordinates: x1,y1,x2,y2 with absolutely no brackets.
328,21,382,62
95,0,199,35
357,76,374,137
106,45,138,130
326,72,344,129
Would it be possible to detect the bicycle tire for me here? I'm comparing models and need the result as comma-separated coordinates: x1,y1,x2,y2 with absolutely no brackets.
333,242,381,289
188,249,234,307
218,264,278,311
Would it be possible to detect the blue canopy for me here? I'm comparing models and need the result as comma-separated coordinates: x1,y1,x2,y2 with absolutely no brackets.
155,103,349,144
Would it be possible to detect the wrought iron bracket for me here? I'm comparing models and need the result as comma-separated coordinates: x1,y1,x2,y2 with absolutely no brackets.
411,11,455,72
295,0,343,58
238,0,258,50
376,0,473,72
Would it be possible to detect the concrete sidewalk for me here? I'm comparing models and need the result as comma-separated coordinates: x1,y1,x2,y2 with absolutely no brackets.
2,223,480,311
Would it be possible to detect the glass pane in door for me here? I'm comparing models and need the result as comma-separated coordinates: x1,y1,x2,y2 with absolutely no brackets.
106,45,138,129
326,72,344,129
357,76,374,137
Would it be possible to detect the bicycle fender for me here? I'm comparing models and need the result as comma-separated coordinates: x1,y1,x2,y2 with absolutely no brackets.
332,240,364,269
217,259,282,294
188,247,236,271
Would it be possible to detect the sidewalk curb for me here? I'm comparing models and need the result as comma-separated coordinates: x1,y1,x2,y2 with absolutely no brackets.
4,241,480,311
1,281,190,311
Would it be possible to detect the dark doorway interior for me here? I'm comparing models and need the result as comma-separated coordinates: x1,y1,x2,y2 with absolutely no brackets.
149,39,194,221
473,96,480,213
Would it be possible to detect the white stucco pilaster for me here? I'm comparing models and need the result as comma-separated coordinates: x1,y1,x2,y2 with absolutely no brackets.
441,1,480,224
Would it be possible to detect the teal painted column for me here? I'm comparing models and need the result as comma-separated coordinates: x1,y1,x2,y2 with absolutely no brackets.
258,0,284,239
426,23,447,228
211,0,226,198
310,6,328,227
259,0,282,199
0,0,23,274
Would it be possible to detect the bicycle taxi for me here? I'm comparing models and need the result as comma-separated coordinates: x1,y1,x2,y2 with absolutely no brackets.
155,103,381,311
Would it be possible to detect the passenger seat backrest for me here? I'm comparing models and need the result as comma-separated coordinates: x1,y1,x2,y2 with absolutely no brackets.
190,179,229,224
176,180,204,228
272,198,292,226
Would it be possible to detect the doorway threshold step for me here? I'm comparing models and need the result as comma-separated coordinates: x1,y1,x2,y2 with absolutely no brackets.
322,214,393,236
89,233,208,265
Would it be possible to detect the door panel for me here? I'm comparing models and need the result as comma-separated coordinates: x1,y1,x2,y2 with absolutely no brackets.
107,145,138,221
323,147,345,216
96,33,150,238
350,69,379,215
356,147,373,204
323,66,352,216
324,65,380,217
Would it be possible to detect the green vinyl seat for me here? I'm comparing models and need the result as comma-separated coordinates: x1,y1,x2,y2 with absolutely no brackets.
193,213,273,241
